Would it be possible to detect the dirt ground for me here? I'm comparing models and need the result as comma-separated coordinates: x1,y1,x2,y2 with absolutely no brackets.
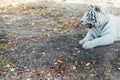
0,1,120,80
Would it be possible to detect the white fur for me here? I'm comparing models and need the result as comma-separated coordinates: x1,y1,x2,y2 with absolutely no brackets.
79,8,120,49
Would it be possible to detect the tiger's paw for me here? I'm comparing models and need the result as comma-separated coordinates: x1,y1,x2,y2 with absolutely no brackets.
79,40,84,45
82,42,95,49
79,39,87,45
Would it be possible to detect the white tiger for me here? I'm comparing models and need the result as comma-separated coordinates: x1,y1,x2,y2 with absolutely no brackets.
79,6,120,49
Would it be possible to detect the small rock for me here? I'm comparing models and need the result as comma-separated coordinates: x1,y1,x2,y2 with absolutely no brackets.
32,50,35,53
27,78,30,80
42,52,45,54
90,74,96,78
31,23,35,25
118,68,120,70
11,48,15,51
10,68,15,72
85,63,91,66
77,51,81,53
72,66,76,70
56,48,60,50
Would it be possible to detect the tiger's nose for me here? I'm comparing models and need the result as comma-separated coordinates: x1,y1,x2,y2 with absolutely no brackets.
80,20,83,23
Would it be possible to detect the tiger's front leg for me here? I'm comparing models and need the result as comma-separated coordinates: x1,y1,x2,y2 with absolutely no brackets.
82,34,115,49
79,31,94,45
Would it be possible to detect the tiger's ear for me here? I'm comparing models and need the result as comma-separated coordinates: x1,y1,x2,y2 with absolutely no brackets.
90,4,94,8
89,5,101,12
95,6,100,12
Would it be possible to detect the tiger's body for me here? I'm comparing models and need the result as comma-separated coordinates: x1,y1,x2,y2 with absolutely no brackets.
79,6,120,49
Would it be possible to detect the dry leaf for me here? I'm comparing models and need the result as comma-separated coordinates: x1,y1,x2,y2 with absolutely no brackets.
47,19,51,22
79,74,86,80
59,31,64,34
85,66,91,70
75,61,78,66
117,58,120,62
0,43,6,50
104,76,110,80
46,28,51,32
76,61,84,65
91,60,96,64
90,68,95,73
57,59,63,63
4,64,11,68
10,76,19,80
36,71,47,76
53,28,57,32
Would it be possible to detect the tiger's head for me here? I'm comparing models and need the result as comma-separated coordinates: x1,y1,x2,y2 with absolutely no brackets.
80,6,109,29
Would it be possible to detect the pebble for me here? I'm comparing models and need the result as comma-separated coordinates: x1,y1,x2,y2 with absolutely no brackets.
11,48,15,51
10,68,15,72
32,50,35,53
85,63,91,66
77,51,81,53
72,66,76,70
27,78,30,80
56,48,60,50
42,52,45,55
118,68,120,70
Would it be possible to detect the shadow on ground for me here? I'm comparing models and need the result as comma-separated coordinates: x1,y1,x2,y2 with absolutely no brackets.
1,33,120,80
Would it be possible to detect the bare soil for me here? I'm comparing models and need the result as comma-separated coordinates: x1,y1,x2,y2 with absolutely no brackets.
0,1,120,80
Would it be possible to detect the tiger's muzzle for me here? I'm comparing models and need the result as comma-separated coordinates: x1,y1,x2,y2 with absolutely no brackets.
86,23,93,29
80,20,93,29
